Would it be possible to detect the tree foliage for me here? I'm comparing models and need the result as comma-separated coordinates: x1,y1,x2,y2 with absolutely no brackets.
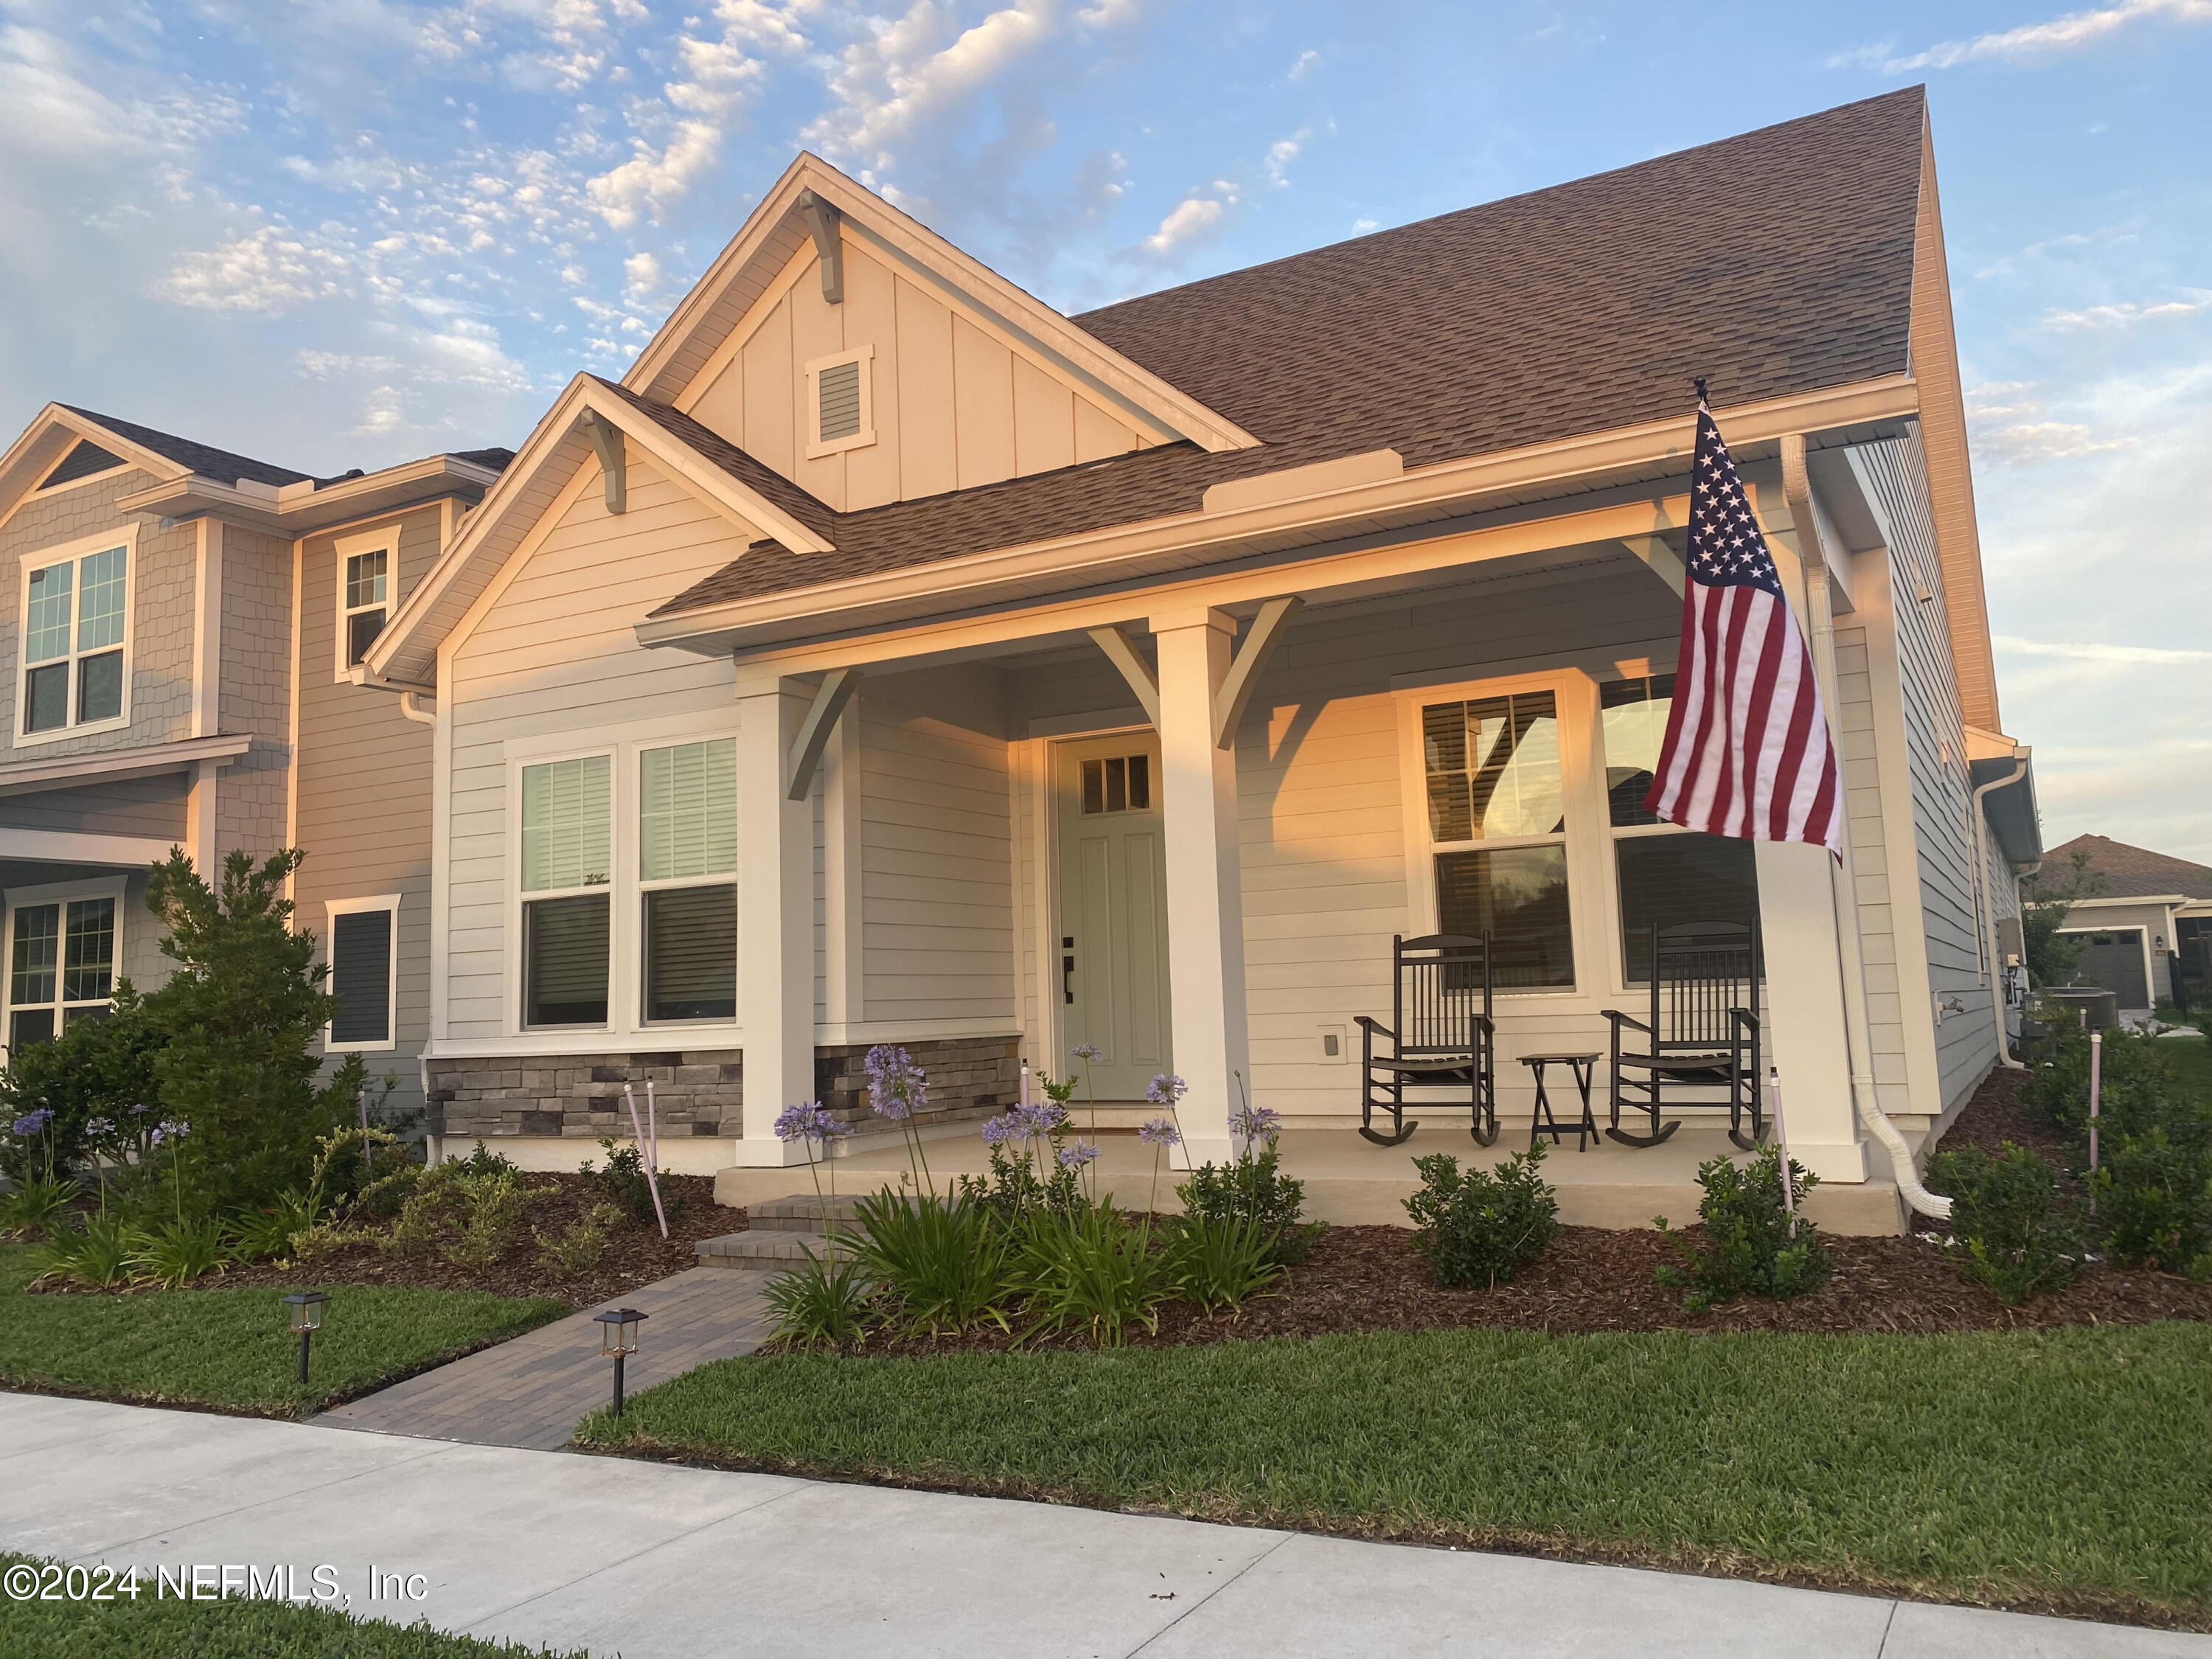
2020,846,2109,990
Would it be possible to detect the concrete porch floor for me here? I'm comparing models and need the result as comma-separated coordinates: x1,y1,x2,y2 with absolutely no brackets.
714,1116,1910,1236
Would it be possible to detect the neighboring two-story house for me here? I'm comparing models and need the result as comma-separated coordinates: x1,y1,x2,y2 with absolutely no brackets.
0,403,508,1124
358,88,2042,1229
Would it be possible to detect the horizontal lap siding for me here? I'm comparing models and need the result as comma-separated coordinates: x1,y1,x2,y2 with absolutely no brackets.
1,773,189,841
445,461,750,1041
1834,625,1910,1090
296,506,444,1113
858,667,1014,1026
1856,436,1997,1110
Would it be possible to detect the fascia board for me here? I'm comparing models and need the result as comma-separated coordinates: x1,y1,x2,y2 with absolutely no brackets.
0,732,251,799
0,405,193,521
639,374,1917,653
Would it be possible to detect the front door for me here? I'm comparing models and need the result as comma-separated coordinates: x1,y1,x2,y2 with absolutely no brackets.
1056,734,1171,1099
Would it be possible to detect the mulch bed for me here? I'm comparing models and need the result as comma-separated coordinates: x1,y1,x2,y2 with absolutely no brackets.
218,1173,743,1309
866,1068,2212,1355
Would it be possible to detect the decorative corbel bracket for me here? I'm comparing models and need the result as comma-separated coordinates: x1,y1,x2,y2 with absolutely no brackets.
787,667,862,801
579,411,625,515
796,189,844,306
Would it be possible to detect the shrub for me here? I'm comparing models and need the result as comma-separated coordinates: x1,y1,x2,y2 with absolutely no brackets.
1655,1146,1831,1310
386,1161,546,1268
764,1250,875,1351
1924,1142,2081,1304
1403,1144,1560,1290
2091,1121,2212,1280
853,1188,1016,1338
959,1142,1082,1223
0,1172,79,1240
29,1214,137,1290
139,850,369,1215
1015,1201,1172,1347
225,1189,325,1265
535,1203,622,1276
0,986,164,1184
580,1138,681,1227
1177,1145,1318,1265
1164,1211,1284,1312
128,1217,231,1289
2022,1025,2176,1152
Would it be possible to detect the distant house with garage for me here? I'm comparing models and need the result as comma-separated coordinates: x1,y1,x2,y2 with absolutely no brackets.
2039,833,2212,1015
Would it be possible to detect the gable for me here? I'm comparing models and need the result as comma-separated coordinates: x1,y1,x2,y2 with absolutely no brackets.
674,237,1152,514
41,439,126,490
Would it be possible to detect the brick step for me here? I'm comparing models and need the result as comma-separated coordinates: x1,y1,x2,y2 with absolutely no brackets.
696,1230,866,1272
746,1192,871,1233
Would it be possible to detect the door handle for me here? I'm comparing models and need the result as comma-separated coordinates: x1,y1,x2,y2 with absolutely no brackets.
1062,936,1075,1005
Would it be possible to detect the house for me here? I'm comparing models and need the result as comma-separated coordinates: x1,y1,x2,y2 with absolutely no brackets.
0,402,511,1126
352,86,2040,1232
2037,833,2212,1015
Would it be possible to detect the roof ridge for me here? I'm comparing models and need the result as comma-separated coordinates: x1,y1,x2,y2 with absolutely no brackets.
59,404,311,487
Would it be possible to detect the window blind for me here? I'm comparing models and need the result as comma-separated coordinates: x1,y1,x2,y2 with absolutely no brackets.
644,885,737,1021
524,893,610,1026
330,908,394,1043
639,739,737,882
521,756,611,892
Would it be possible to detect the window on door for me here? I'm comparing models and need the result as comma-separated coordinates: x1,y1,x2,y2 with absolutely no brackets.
1422,691,1574,988
521,755,612,1026
1079,753,1151,815
8,894,117,1048
1601,675,1760,981
342,546,390,668
639,738,737,1022
21,543,128,735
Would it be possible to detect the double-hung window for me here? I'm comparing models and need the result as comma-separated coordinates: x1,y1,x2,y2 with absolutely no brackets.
1601,674,1761,981
20,534,130,737
639,739,737,1022
6,885,120,1049
335,527,394,675
521,756,612,1027
1421,690,1575,988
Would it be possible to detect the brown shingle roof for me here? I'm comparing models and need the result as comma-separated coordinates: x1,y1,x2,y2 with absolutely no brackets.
653,87,1928,620
63,406,310,487
2043,835,2212,901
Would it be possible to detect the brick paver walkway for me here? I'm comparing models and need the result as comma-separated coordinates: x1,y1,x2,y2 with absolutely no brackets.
315,1265,773,1450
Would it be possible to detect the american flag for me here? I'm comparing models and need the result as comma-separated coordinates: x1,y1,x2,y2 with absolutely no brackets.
1642,394,1841,856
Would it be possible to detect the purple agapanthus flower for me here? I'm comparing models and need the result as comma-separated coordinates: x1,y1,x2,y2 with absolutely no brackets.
13,1108,54,1136
1138,1117,1181,1147
1015,1100,1065,1138
1231,1104,1284,1147
980,1113,1018,1148
863,1043,928,1121
1057,1140,1102,1169
150,1118,189,1147
85,1116,114,1138
773,1101,849,1147
1144,1074,1187,1107
129,1104,150,1116
1070,1043,1101,1062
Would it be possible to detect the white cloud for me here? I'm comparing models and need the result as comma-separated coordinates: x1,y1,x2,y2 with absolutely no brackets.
1966,380,2134,465
1994,636,2212,664
1287,47,1321,80
157,223,351,313
2042,296,2210,330
1352,215,1378,232
1265,128,1308,188
352,385,406,435
1858,0,2212,72
1143,192,1226,254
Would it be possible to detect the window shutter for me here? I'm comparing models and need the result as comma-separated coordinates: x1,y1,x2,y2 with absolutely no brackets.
639,740,737,882
330,908,393,1043
818,359,863,442
521,756,611,892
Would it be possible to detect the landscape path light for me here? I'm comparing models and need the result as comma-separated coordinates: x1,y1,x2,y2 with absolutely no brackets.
283,1290,329,1388
594,1307,647,1417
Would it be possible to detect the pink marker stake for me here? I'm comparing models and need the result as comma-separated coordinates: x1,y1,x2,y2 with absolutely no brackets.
1769,1065,1794,1219
2088,1030,2103,1175
622,1083,671,1239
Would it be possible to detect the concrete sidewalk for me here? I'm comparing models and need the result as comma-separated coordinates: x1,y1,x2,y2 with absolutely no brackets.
2,1394,2204,1658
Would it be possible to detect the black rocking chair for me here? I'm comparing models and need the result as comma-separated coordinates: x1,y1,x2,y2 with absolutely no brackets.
1603,922,1764,1150
1355,933,1497,1147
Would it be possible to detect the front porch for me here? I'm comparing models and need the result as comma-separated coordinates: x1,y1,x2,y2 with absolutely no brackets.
710,1117,1913,1236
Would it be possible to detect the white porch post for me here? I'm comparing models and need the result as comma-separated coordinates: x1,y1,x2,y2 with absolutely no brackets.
731,682,816,1166
1753,840,1869,1183
1150,606,1247,1168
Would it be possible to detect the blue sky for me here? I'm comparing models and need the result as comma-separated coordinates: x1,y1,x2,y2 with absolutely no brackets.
1,1,2207,858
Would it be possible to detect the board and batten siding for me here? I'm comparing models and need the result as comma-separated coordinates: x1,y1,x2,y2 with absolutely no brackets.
443,456,752,1042
1830,617,1914,1111
1851,433,2001,1116
294,504,445,1113
677,240,1147,515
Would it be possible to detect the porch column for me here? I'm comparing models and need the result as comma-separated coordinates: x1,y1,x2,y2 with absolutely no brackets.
730,682,816,1166
1753,840,1869,1183
1150,605,1247,1168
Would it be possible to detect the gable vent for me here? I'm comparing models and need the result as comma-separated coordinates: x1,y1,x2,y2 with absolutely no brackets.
818,360,863,443
41,439,125,490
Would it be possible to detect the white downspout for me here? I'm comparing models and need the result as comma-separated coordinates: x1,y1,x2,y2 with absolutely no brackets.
1784,436,1951,1221
1971,757,2030,1070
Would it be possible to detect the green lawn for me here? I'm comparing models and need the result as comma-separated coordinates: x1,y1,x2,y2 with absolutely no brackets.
1,1555,585,1658
0,1245,566,1416
2161,1029,2212,1100
577,1324,2212,1627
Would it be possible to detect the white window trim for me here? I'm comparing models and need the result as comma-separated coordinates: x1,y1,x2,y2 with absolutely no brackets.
324,894,402,1054
13,526,139,748
803,345,877,459
1393,666,1609,1004
333,524,399,684
1,874,128,1061
502,712,744,1040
